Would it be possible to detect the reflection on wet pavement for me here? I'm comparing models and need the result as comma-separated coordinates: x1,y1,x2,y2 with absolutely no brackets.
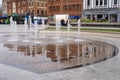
0,34,118,74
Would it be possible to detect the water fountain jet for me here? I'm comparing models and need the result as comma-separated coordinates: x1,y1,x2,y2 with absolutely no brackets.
8,17,18,42
75,19,84,42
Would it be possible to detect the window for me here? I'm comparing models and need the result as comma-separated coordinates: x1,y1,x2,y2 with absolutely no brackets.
87,0,90,6
9,4,11,8
28,10,30,13
114,0,117,4
18,2,20,6
41,10,44,15
29,2,30,6
32,10,34,13
32,2,34,6
37,2,40,6
77,4,80,10
18,9,20,13
37,10,39,15
45,11,47,16
104,0,107,5
13,2,16,13
100,0,103,5
96,0,98,5
42,3,44,7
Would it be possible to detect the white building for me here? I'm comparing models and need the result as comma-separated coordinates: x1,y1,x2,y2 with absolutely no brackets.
82,0,120,22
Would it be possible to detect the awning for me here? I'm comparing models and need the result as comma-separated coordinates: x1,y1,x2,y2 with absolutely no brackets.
3,14,8,18
69,16,80,19
12,13,18,17
0,16,2,19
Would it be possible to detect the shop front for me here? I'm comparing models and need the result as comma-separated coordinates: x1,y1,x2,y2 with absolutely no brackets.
82,8,120,23
69,15,80,26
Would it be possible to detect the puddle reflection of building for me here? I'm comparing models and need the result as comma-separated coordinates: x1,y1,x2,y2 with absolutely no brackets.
3,41,115,66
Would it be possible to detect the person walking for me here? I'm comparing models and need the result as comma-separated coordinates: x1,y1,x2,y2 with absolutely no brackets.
31,13,34,26
25,13,30,29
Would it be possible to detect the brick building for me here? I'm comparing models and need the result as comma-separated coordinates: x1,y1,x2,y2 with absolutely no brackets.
28,0,47,17
2,0,47,17
47,0,83,18
2,0,28,15
2,0,7,16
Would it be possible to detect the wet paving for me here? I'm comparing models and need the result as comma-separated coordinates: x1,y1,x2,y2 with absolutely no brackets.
0,34,118,74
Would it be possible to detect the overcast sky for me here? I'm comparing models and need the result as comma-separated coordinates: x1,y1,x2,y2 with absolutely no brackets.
0,0,2,5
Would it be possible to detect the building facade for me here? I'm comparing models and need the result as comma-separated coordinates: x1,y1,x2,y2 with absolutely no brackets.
47,0,83,18
2,0,47,17
2,0,28,16
28,0,47,17
83,0,120,22
2,0,7,16
0,6,2,16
